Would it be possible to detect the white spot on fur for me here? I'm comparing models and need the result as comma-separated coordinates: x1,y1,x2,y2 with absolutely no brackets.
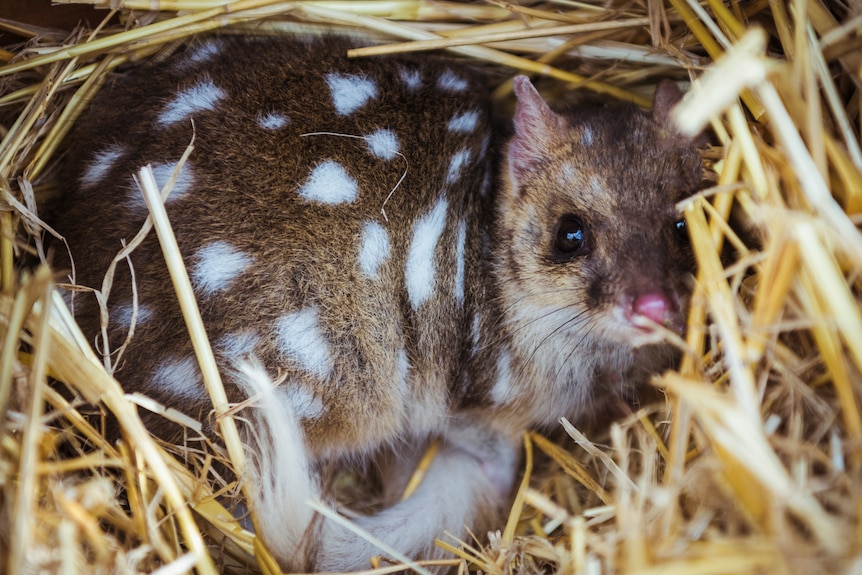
174,41,223,71
151,356,204,399
562,162,578,181
298,161,358,204
191,241,253,295
582,126,594,146
589,175,603,194
447,110,479,133
437,70,468,92
154,160,195,198
259,112,289,130
130,160,195,208
217,331,260,358
406,196,448,309
81,145,125,190
275,307,334,379
113,303,154,327
454,219,467,306
359,221,391,278
490,350,515,404
282,386,325,420
326,73,377,116
446,149,472,184
365,129,400,160
158,79,225,126
400,68,421,91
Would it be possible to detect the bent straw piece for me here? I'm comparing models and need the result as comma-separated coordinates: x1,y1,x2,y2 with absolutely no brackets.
755,82,862,269
807,24,862,171
0,285,32,419
136,164,278,568
135,166,251,491
9,269,52,574
301,3,649,105
27,54,117,181
797,268,862,445
530,432,612,505
43,295,218,574
795,219,862,400
685,200,761,425
347,19,654,56
660,372,844,553
502,432,533,544
73,0,506,20
0,0,285,78
0,56,80,176
825,135,862,214
671,27,769,138
560,418,638,493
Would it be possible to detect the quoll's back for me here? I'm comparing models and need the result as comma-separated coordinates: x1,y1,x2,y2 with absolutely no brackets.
52,34,704,571
56,36,492,457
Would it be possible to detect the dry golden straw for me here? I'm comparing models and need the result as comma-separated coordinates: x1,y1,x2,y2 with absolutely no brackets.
1,0,860,573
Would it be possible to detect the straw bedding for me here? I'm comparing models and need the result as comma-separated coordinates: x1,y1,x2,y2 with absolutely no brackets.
1,1,860,574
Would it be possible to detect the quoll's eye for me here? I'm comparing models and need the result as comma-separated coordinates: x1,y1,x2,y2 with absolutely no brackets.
554,215,588,257
674,217,688,240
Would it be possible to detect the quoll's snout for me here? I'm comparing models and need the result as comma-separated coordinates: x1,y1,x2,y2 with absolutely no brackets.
626,291,684,333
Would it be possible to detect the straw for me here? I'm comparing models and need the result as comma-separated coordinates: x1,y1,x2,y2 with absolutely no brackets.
1,0,860,573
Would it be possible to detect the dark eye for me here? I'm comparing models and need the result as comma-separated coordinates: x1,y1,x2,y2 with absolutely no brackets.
554,215,588,257
674,217,688,240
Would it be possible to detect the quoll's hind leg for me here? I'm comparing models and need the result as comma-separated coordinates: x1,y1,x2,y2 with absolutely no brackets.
233,359,520,571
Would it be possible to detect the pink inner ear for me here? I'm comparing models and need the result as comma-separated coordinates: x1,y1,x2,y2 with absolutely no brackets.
508,76,559,179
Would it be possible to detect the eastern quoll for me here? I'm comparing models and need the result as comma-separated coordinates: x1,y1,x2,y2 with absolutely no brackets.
50,35,703,571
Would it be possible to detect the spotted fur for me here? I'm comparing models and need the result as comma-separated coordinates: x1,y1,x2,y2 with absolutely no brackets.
51,36,703,572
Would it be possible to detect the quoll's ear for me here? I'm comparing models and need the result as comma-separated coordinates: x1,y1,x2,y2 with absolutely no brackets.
508,76,566,192
652,79,707,146
651,79,684,126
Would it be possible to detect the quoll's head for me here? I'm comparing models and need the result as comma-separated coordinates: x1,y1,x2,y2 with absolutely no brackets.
497,76,704,356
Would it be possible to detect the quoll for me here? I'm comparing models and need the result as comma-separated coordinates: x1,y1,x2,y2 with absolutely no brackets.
51,35,703,571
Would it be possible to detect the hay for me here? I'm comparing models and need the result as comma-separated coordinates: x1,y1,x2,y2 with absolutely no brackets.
1,0,860,573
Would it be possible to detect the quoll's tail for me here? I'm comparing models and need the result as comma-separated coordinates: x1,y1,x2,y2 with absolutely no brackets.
231,360,320,569
233,360,516,572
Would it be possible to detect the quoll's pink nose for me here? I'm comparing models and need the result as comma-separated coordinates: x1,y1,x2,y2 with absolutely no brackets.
631,293,673,326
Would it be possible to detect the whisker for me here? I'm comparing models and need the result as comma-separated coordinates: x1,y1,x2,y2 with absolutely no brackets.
555,321,600,383
512,307,594,384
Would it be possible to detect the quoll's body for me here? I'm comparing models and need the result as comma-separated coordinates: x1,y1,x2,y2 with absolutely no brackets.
52,36,702,570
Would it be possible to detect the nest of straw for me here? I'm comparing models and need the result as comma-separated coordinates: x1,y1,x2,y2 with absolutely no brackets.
1,1,861,573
